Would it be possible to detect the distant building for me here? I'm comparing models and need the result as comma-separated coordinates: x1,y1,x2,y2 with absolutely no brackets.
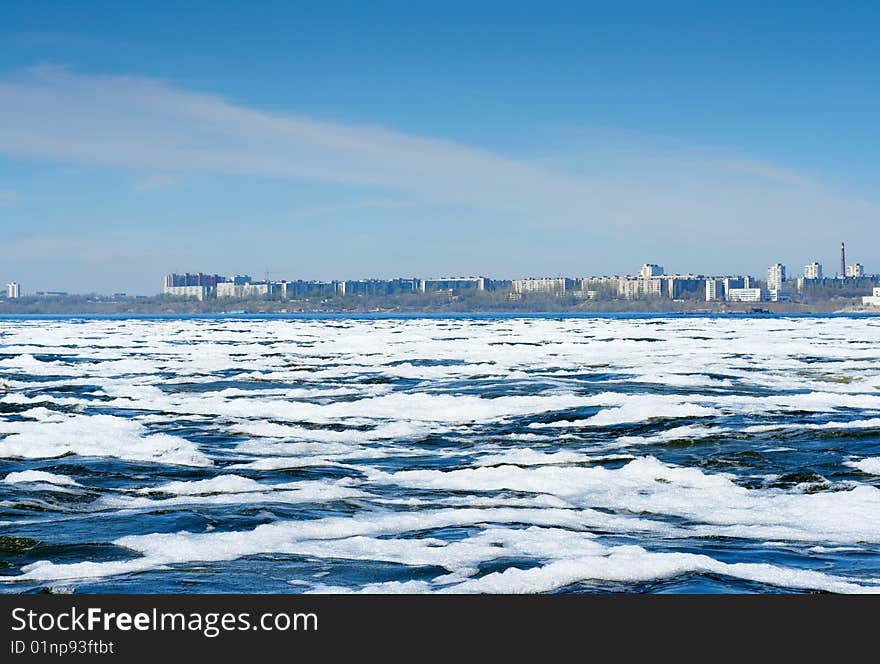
798,263,823,291
728,288,767,302
798,275,880,294
162,285,210,301
486,279,512,292
618,276,663,299
591,267,745,303
705,276,750,302
863,288,880,307
767,289,790,302
663,275,703,299
705,279,721,302
724,276,750,291
342,278,419,297
767,263,786,292
216,282,271,298
163,273,228,298
419,277,485,293
281,280,341,299
577,276,622,298
847,263,864,278
804,262,823,280
342,279,381,297
638,264,664,279
6,282,20,299
511,278,573,295
164,273,227,288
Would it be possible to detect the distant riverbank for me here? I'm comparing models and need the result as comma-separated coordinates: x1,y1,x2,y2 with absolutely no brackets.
0,293,872,316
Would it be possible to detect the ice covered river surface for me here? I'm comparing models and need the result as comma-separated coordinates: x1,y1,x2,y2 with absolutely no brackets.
1,314,879,594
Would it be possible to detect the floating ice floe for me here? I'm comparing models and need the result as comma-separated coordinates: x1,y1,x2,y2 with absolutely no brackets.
845,457,880,475
2,470,81,487
0,413,211,467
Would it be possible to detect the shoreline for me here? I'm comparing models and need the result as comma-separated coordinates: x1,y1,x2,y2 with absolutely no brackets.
0,294,876,317
1,309,878,319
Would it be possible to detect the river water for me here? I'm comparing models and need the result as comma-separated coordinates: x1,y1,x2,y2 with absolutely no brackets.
1,314,878,593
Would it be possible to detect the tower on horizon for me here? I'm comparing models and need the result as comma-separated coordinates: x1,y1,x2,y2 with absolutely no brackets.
841,242,846,279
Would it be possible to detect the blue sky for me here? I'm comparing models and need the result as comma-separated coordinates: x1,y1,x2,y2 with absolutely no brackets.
1,1,878,293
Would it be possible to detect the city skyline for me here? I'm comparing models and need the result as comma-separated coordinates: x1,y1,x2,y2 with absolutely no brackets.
2,3,880,293
4,246,875,301
154,254,877,305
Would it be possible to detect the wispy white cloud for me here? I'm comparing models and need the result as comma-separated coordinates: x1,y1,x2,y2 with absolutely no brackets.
0,66,597,216
132,173,176,192
667,155,821,188
0,66,875,259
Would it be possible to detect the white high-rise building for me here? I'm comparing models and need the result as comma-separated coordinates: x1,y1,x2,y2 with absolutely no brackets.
705,279,721,302
638,264,664,279
6,282,20,299
767,263,786,291
846,263,864,278
804,262,822,280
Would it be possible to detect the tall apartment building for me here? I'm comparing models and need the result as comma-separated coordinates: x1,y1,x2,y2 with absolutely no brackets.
216,282,272,298
638,264,665,279
705,279,721,302
281,280,342,299
341,278,419,296
708,277,751,301
164,273,227,288
511,277,573,294
767,263,786,291
163,285,210,301
725,276,750,291
419,277,485,293
846,263,864,278
804,262,822,280
663,275,704,299
619,276,664,299
6,282,21,299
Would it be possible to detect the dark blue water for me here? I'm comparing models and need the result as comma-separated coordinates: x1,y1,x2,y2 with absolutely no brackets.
1,315,878,593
